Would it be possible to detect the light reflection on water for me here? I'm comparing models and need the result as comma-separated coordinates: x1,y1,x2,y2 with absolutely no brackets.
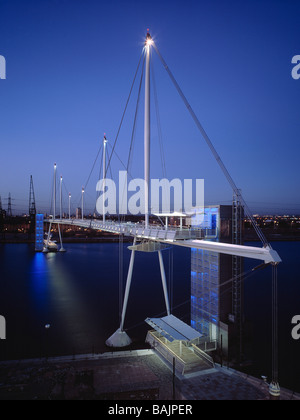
28,249,116,356
0,243,191,360
30,252,49,312
44,251,98,352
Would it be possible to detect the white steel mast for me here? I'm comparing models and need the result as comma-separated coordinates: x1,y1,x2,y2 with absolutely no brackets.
103,134,107,223
144,31,152,228
53,163,57,219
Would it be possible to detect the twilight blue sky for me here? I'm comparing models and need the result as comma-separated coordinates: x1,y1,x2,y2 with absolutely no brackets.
0,0,299,215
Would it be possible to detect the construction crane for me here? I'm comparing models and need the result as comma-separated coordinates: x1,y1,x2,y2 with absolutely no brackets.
0,196,4,238
28,175,36,238
7,193,12,218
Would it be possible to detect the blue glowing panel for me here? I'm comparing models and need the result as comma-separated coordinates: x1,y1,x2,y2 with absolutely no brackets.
35,214,44,251
211,214,217,229
191,206,219,237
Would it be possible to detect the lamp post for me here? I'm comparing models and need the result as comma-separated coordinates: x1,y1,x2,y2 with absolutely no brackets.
81,187,84,220
69,193,71,219
60,176,63,220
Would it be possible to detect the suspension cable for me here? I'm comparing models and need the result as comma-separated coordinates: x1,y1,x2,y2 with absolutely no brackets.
119,231,124,323
104,50,144,180
151,55,167,180
84,144,103,191
272,263,278,384
152,42,269,247
107,142,133,179
126,54,145,178
118,54,145,224
125,259,268,333
169,246,174,312
218,262,271,289
58,46,143,219
49,174,54,216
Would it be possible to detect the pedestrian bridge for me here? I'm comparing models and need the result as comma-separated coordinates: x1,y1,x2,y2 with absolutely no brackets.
44,217,281,264
46,217,216,241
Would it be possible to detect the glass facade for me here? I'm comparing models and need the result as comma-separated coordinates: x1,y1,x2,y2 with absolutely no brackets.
191,206,220,340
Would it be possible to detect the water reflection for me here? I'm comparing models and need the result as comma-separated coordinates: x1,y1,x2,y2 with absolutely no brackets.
30,252,49,313
1,243,190,359
42,252,98,354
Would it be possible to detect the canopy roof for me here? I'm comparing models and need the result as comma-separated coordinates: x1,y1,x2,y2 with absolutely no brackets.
145,314,203,343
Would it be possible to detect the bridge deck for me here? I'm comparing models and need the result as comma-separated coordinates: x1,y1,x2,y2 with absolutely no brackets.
46,218,215,241
44,218,281,263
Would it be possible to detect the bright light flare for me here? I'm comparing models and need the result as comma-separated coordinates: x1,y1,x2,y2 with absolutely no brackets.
145,30,153,47
146,38,153,46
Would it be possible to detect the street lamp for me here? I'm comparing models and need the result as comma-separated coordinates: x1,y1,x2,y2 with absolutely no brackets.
81,187,84,220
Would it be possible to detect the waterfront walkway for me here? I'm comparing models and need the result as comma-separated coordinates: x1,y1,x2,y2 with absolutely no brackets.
0,349,299,400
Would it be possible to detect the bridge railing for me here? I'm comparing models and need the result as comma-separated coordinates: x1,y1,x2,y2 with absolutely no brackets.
45,218,217,241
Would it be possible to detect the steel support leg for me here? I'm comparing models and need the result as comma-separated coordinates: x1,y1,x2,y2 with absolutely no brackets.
58,223,66,252
120,246,136,331
158,250,171,316
106,238,137,347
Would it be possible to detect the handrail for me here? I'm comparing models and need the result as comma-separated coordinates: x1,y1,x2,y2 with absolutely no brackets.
147,331,186,365
191,343,215,367
44,218,218,241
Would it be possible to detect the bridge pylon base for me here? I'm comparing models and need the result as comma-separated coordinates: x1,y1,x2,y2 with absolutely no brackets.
106,328,132,348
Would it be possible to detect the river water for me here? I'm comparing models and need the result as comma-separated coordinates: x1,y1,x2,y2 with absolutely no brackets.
0,241,299,393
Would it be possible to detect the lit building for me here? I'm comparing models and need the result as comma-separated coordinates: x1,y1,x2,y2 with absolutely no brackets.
35,214,44,252
190,205,243,358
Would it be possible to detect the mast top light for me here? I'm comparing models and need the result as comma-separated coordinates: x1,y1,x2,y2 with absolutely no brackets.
146,31,153,46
